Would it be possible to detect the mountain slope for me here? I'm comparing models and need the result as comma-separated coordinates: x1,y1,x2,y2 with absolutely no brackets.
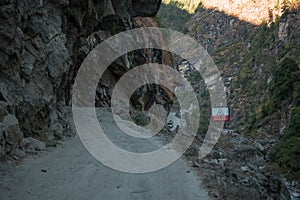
157,1,300,199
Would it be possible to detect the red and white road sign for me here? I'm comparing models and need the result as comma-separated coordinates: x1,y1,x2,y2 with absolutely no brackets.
211,107,230,122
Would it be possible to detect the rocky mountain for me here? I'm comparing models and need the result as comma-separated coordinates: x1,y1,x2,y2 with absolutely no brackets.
1,0,299,199
158,0,300,199
0,0,164,158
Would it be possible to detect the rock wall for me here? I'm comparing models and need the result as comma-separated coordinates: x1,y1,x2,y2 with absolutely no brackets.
0,0,162,156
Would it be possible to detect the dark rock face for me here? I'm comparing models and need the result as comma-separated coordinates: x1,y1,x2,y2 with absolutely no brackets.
131,0,162,17
111,0,162,18
0,0,161,154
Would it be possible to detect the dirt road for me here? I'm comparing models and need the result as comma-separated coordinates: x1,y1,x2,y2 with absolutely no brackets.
0,109,209,200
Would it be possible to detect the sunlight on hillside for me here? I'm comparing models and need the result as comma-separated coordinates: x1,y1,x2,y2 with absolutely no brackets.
162,0,300,25
162,0,200,14
199,0,282,25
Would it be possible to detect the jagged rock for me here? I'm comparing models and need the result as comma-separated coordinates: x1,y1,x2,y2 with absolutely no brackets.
240,178,250,186
0,83,12,105
0,0,162,154
235,145,263,162
192,160,201,168
208,190,219,198
10,148,26,158
241,166,249,172
23,137,46,151
184,143,199,157
2,114,23,147
217,158,227,166
130,0,162,17
203,158,227,166
291,192,300,199
258,174,269,187
253,141,265,153
208,149,222,159
0,122,5,139
48,104,72,139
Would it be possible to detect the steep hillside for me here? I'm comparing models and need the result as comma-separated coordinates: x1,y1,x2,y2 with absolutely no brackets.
157,1,192,32
159,0,300,25
158,1,300,199
189,1,300,166
188,3,300,199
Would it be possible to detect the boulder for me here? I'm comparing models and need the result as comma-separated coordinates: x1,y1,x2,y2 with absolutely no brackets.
209,149,222,159
2,114,23,146
10,148,26,158
235,145,263,162
253,141,265,153
0,101,8,122
23,137,46,151
241,166,249,172
49,108,65,139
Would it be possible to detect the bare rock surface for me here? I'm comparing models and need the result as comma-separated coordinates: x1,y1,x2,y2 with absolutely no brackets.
0,0,162,156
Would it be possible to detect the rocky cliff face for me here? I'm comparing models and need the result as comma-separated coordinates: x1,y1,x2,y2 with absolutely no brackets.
0,0,162,156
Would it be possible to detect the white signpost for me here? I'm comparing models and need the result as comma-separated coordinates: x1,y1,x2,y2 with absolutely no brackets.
211,107,230,122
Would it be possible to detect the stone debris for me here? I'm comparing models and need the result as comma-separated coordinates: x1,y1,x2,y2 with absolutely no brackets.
23,137,46,151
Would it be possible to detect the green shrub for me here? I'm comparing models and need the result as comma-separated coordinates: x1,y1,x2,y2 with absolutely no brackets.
292,71,300,106
261,58,299,117
270,107,300,175
157,2,192,32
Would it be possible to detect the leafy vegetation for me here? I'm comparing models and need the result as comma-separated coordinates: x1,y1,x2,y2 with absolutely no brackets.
261,58,299,116
268,58,300,175
242,56,298,176
157,1,192,33
270,107,300,177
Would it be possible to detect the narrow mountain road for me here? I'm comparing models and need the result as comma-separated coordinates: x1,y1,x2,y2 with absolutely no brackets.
0,109,209,200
